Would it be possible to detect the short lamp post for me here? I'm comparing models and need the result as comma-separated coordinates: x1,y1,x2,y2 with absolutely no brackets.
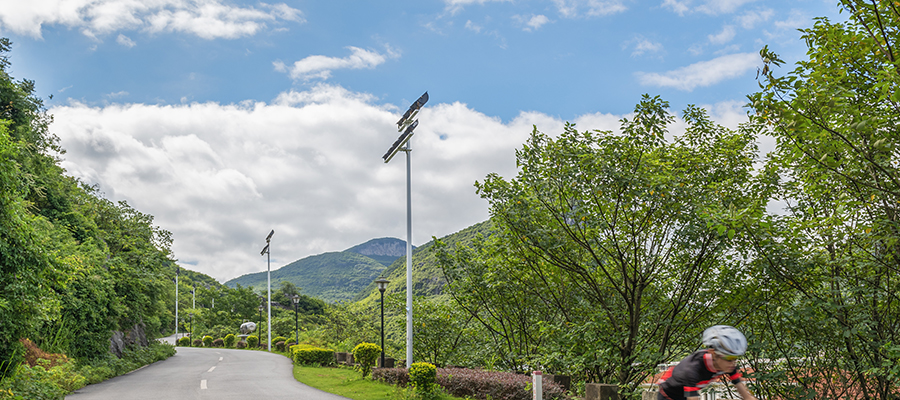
189,313,194,343
375,277,390,368
258,304,264,338
291,294,300,346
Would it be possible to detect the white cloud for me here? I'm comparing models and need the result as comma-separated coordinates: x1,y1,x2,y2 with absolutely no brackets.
736,7,773,29
48,85,632,282
274,46,398,81
513,14,550,31
635,52,759,91
708,25,736,45
116,33,136,47
553,0,627,18
629,36,664,56
663,0,756,16
465,20,483,33
106,90,129,98
443,0,511,14
0,0,304,40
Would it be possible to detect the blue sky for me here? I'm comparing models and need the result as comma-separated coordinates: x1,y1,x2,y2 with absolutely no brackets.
1,0,841,282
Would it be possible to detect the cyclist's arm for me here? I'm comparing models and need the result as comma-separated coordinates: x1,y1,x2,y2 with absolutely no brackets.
735,381,757,400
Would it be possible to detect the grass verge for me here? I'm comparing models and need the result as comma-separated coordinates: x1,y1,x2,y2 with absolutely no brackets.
293,365,465,400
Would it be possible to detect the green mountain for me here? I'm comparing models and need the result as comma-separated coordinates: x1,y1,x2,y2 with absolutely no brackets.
353,220,495,305
224,238,409,303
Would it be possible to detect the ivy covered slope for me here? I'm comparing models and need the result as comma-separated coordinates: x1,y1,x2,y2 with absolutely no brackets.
0,38,176,376
225,238,407,303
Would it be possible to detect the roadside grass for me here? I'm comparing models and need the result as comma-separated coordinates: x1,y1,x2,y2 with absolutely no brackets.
293,365,467,400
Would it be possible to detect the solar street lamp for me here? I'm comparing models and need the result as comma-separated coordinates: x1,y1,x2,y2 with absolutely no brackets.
291,294,300,346
383,91,428,368
261,230,274,352
375,277,390,368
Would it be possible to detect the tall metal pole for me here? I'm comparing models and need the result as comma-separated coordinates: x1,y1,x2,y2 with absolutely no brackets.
175,267,179,340
267,243,272,352
294,301,299,346
405,142,413,368
380,289,386,368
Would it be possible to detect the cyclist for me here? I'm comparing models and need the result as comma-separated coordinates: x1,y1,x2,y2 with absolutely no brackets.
657,325,757,400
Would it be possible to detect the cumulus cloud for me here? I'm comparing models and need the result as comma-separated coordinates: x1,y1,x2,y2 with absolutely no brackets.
635,52,759,91
513,14,550,31
663,0,757,16
443,0,511,14
708,25,736,44
628,36,664,56
274,46,398,81
0,0,303,40
737,7,773,29
49,84,748,282
553,0,627,18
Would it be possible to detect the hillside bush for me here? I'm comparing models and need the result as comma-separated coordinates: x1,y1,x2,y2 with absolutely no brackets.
192,339,202,347
224,334,236,348
202,336,214,347
291,345,335,366
212,338,224,348
352,342,381,378
247,335,259,348
176,337,191,347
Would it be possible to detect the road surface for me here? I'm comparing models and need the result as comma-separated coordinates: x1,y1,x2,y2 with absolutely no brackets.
67,338,349,400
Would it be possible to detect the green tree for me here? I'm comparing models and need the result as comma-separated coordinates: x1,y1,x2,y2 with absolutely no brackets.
747,1,900,398
443,95,761,394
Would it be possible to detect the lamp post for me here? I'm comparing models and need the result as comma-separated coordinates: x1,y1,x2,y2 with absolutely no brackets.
175,266,179,340
189,313,193,344
291,294,300,346
383,91,428,368
258,304,264,338
375,277,390,368
261,230,274,352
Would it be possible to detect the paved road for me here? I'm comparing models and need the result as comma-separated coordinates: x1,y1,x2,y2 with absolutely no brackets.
67,340,349,400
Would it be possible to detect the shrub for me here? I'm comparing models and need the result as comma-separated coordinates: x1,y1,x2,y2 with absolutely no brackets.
247,335,259,348
224,334,236,348
272,336,287,347
191,339,202,347
258,343,268,350
202,336,214,347
410,362,437,394
212,338,224,348
291,345,335,366
436,368,567,400
236,341,247,349
374,367,409,387
176,337,191,347
352,342,381,378
275,341,287,352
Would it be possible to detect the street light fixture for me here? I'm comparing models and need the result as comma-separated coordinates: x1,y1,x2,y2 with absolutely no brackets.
375,277,390,368
383,91,428,368
261,230,274,352
291,294,300,346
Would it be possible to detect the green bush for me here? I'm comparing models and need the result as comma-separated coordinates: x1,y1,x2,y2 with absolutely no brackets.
212,338,224,348
247,335,259,348
275,341,287,352
236,341,247,349
191,338,202,347
272,336,287,347
224,334,236,348
291,345,335,366
176,337,191,347
352,342,381,378
202,336,214,347
409,362,437,394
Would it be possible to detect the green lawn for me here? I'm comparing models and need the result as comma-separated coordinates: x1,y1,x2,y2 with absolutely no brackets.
292,365,467,400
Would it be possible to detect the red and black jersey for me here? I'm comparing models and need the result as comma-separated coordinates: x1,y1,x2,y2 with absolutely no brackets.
657,350,742,400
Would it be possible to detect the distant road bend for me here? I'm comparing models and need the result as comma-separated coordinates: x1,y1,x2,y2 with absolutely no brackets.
67,338,349,400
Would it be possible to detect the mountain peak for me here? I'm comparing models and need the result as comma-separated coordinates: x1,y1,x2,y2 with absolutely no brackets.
345,237,411,258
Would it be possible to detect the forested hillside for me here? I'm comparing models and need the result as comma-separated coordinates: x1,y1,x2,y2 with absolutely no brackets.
0,38,175,375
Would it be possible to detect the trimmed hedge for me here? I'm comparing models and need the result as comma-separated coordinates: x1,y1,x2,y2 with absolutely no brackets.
352,342,381,378
247,335,259,348
410,362,437,394
212,338,224,348
224,334,236,348
275,341,287,352
191,338,203,347
290,345,335,366
236,341,247,349
373,367,568,400
202,336,214,347
176,337,191,347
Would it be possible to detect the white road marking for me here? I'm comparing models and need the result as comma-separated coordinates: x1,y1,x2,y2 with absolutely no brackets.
201,379,207,390
208,366,216,372
219,357,223,361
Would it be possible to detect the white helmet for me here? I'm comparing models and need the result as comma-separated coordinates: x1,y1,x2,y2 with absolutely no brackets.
702,325,747,356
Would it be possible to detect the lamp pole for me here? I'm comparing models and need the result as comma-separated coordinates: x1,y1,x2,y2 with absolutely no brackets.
375,277,390,368
189,313,193,343
258,304,264,338
175,266,179,340
291,294,300,346
261,230,274,352
383,91,427,368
